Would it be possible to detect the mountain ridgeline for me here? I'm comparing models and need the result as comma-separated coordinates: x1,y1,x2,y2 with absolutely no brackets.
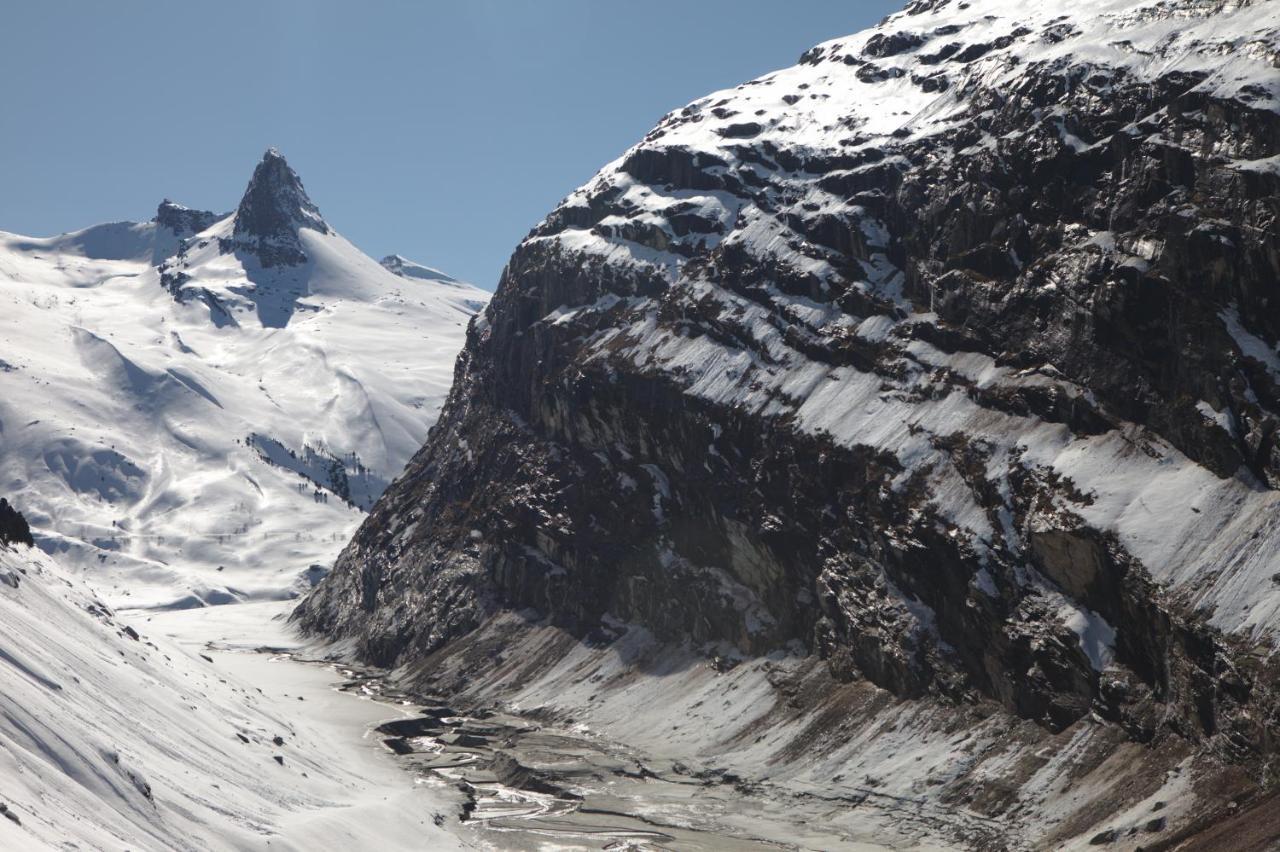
297,0,1280,841
0,148,488,610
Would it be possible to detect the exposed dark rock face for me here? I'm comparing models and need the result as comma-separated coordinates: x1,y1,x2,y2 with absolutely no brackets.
152,200,219,236
233,149,329,245
159,149,330,322
223,148,329,268
0,498,34,548
298,0,1280,775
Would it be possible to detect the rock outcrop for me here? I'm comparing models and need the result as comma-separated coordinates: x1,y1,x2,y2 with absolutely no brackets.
230,148,330,267
297,0,1280,809
152,200,219,237
158,149,340,322
0,498,33,548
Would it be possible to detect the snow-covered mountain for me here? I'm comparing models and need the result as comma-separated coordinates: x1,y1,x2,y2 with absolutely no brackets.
0,149,488,609
379,253,471,290
297,0,1280,846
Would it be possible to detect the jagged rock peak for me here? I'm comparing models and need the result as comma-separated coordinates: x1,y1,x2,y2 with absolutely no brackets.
233,148,330,240
379,254,459,284
153,199,219,235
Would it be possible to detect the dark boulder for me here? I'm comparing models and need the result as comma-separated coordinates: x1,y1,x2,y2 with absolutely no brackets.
0,498,34,548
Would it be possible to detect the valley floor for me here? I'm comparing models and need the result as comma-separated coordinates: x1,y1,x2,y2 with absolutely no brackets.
137,601,471,852
144,604,916,852
0,547,466,852
139,603,1217,851
4,546,1251,851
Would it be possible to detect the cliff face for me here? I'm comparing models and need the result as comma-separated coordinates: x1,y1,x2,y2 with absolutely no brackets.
297,0,1280,751
228,148,331,267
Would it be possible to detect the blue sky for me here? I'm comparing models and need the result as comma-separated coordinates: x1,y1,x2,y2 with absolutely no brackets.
1,1,900,289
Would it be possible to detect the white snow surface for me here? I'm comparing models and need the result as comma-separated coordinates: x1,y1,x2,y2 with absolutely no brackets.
0,543,464,851
0,174,488,610
645,0,1280,158
543,0,1279,295
379,254,473,293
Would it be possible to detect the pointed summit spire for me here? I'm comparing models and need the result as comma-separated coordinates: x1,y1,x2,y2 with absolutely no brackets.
233,148,329,241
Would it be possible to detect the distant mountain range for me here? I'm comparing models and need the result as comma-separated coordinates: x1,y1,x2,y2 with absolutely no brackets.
0,149,488,609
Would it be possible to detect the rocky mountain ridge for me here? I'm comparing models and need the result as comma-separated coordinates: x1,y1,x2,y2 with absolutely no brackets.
297,1,1280,846
154,199,222,238
228,148,331,267
0,151,488,608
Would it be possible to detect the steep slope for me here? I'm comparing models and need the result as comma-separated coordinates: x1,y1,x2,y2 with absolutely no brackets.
298,0,1280,846
0,535,465,851
0,150,488,608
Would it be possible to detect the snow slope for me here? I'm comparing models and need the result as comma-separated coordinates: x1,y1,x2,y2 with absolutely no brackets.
0,150,488,609
0,541,465,851
379,253,473,291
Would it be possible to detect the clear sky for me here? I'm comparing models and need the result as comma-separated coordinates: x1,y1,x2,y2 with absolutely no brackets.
0,1,901,289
